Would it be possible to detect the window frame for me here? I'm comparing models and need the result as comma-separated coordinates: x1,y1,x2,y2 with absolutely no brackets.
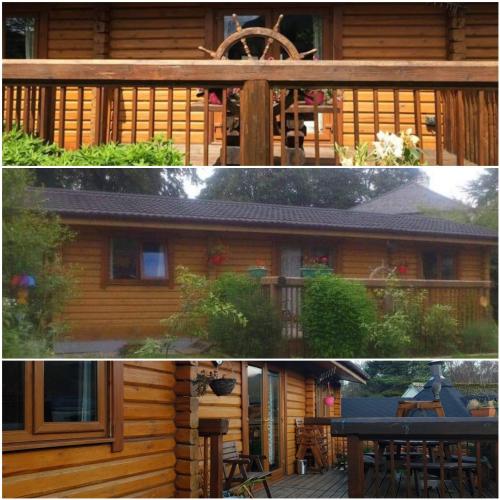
103,233,173,287
277,239,338,275
3,362,123,452
420,248,458,280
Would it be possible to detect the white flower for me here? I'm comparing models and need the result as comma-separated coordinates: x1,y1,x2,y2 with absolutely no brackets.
373,131,404,159
341,156,354,166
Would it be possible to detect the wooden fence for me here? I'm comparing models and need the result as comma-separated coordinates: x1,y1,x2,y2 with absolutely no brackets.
261,276,492,343
3,59,498,165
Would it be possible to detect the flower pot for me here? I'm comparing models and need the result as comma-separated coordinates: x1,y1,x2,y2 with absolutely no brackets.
209,377,236,396
470,407,496,417
208,91,222,105
247,267,268,279
300,267,333,278
209,254,226,266
323,395,335,407
304,90,325,106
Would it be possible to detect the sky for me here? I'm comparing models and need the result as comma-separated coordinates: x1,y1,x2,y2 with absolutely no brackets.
183,167,486,204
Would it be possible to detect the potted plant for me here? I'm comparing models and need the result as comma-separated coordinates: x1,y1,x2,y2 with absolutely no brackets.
247,261,268,279
304,89,325,106
467,399,497,417
192,369,236,397
300,256,333,278
208,243,227,266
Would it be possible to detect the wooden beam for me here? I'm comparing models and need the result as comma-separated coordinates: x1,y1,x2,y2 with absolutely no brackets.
3,60,498,87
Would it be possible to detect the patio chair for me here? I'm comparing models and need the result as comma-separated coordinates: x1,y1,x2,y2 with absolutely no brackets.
223,441,273,498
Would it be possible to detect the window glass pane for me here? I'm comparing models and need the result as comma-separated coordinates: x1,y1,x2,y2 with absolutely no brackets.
3,362,24,431
248,365,263,458
441,254,456,280
422,252,438,279
44,362,97,422
5,17,36,59
224,15,265,59
268,370,280,471
280,15,323,59
142,242,166,279
306,246,332,267
111,238,138,279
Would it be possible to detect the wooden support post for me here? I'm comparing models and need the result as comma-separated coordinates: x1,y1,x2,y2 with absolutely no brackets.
447,8,466,61
240,80,271,165
175,361,200,498
347,435,364,498
210,434,224,498
38,85,55,143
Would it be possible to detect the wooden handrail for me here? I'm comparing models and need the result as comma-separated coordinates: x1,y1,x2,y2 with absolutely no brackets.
261,276,492,289
3,59,498,87
199,418,229,498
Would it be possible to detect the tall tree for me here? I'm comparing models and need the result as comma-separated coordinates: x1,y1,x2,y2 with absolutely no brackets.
199,168,425,208
30,168,199,196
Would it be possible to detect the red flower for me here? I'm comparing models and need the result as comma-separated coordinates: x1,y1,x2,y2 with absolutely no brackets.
209,254,226,266
397,264,408,275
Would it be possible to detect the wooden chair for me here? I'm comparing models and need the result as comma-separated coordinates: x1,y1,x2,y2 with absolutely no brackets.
295,418,329,472
223,441,273,498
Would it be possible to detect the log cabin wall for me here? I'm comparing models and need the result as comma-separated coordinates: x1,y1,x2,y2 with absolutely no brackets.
60,224,490,338
2,362,177,498
3,2,497,150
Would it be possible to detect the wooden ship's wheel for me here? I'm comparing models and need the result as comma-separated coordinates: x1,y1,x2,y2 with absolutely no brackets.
198,14,319,163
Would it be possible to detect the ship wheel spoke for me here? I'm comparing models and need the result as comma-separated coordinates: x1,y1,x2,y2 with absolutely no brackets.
232,14,253,59
261,14,283,60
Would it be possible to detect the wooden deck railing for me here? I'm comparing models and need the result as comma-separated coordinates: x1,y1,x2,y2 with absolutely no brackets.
261,276,492,343
199,418,229,498
314,417,498,498
3,59,498,165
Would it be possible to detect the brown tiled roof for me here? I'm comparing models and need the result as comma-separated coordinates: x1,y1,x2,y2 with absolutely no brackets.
32,188,497,241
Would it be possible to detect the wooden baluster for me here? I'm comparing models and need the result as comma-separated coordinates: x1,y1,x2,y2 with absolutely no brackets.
435,90,443,165
457,441,464,498
15,85,22,126
22,86,30,134
393,89,400,133
76,86,84,149
373,89,379,139
478,90,487,166
406,440,411,497
423,440,428,498
332,88,340,165
413,89,423,164
185,87,191,166
131,86,138,143
269,87,275,165
389,440,396,497
93,86,103,145
58,86,66,148
148,87,155,140
439,441,445,497
203,88,209,166
111,87,120,143
313,98,320,165
293,88,299,166
30,85,37,135
221,89,227,166
456,90,465,165
280,89,286,165
5,86,13,132
353,88,360,145
167,87,174,140
476,440,482,495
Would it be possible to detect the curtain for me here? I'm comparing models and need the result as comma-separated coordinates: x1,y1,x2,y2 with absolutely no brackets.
24,18,35,59
79,362,94,421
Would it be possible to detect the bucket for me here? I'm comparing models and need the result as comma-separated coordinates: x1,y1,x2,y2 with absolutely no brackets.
296,459,307,475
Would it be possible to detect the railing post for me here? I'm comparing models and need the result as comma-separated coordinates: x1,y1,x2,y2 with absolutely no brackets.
210,433,224,498
347,435,364,498
240,79,271,165
39,86,56,143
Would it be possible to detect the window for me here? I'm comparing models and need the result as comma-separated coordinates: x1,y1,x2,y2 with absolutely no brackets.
223,14,266,59
422,251,456,280
3,362,123,451
279,15,323,59
4,17,36,59
109,237,169,284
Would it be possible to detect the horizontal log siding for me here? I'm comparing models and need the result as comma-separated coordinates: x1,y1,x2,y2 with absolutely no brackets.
2,362,177,498
286,371,306,474
59,226,488,337
465,3,498,60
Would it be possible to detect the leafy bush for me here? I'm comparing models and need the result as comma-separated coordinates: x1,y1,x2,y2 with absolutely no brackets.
461,319,498,354
209,273,283,357
3,128,185,166
367,311,412,357
162,267,282,357
421,304,459,355
301,274,376,357
128,336,176,358
3,169,75,356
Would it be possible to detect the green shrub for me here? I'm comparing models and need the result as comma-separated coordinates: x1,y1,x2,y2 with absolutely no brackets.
421,304,459,355
301,275,376,357
129,336,175,358
209,273,283,357
3,128,185,166
367,311,412,357
461,319,498,354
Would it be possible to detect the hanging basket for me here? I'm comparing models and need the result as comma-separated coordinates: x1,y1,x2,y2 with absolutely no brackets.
323,395,335,407
300,267,333,278
209,377,236,396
